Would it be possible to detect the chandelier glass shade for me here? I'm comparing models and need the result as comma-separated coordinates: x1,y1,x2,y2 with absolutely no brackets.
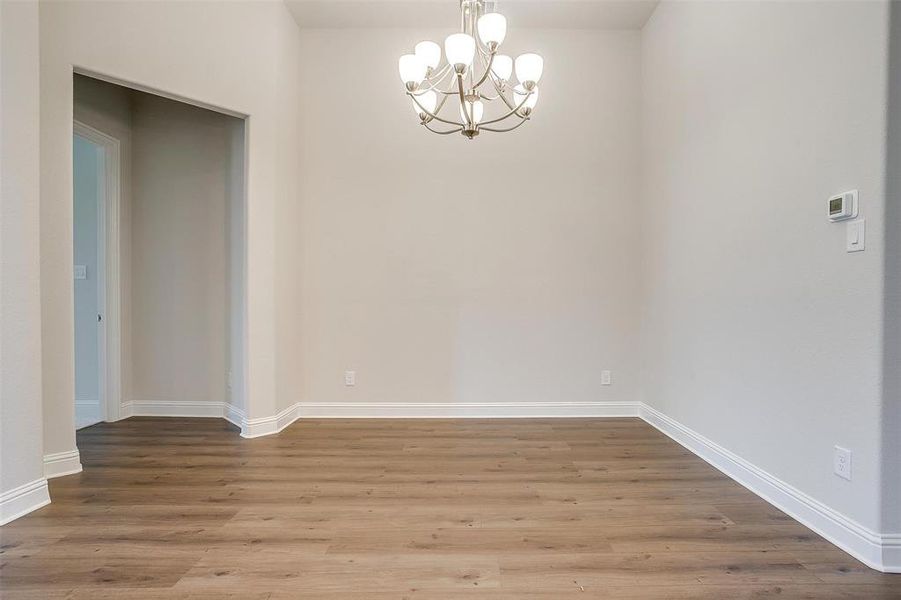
398,0,543,139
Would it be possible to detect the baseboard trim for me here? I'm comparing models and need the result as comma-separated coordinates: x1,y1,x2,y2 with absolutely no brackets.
122,400,230,418
121,399,248,434
43,449,83,479
297,401,640,419
242,401,636,437
0,478,50,525
224,403,246,430
120,400,638,437
241,404,301,438
884,536,901,573
638,402,900,574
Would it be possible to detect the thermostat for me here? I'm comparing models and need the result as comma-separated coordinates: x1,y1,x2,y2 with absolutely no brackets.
828,190,858,222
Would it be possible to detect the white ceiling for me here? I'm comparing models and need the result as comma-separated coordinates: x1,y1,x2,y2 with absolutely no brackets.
284,0,659,30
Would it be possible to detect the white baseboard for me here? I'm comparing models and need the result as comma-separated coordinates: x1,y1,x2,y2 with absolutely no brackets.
884,536,901,573
241,403,301,438
297,401,640,419
638,402,901,574
43,449,83,479
224,403,246,430
0,478,50,525
121,399,249,435
122,400,230,418
240,401,635,437
120,400,638,437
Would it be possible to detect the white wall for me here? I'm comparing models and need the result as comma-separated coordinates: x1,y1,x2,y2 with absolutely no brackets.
297,28,641,411
39,0,303,463
640,0,891,535
130,92,233,407
0,0,48,521
882,1,901,535
228,120,247,412
73,135,101,425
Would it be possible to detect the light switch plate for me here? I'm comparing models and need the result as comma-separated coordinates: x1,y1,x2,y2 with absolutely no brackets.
846,219,866,252
74,265,87,280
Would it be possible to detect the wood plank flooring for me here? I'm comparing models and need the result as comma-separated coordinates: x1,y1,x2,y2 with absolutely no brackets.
1,417,899,598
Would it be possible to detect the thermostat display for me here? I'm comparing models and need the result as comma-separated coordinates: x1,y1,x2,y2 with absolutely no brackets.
828,190,858,222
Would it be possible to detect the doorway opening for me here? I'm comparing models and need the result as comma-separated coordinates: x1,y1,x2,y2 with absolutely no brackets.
72,73,247,434
73,122,120,428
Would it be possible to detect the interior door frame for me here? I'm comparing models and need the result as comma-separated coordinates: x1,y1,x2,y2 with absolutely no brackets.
74,120,122,423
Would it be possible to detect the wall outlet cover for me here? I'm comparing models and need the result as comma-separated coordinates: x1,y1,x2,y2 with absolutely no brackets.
834,446,852,481
601,370,612,386
344,370,356,386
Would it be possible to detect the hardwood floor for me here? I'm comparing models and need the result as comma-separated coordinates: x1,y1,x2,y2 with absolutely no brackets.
1,417,899,598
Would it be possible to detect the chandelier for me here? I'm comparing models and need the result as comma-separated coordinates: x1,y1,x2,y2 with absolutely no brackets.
398,0,543,139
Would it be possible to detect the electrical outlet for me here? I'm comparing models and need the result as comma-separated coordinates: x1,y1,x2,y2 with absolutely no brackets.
344,370,356,386
601,370,612,386
227,371,233,390
834,446,852,481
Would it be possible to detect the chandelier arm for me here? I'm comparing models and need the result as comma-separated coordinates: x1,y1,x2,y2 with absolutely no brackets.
424,64,451,82
408,91,465,127
415,66,455,94
472,47,493,90
475,31,495,59
436,81,465,96
479,90,534,126
489,75,518,112
471,50,496,90
474,46,487,70
456,73,472,127
419,78,465,96
480,118,529,133
427,93,450,122
422,122,463,135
